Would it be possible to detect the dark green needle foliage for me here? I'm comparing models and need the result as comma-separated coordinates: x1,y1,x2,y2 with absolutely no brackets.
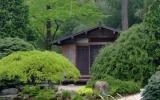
142,69,160,100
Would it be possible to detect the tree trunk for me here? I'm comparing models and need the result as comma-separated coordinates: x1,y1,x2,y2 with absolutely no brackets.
45,5,52,50
45,19,52,50
122,0,128,30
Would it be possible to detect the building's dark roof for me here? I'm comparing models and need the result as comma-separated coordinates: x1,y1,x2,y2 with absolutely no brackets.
53,26,120,45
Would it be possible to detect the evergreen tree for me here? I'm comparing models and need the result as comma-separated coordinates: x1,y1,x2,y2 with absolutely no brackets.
144,0,160,66
0,0,29,39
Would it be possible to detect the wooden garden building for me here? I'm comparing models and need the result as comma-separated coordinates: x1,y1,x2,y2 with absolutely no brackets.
54,26,119,76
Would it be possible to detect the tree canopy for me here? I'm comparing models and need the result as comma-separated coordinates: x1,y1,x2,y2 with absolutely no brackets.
27,0,105,37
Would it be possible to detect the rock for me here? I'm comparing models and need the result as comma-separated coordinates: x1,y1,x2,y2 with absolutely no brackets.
23,94,30,100
94,81,108,96
0,94,18,100
1,88,18,95
39,84,49,89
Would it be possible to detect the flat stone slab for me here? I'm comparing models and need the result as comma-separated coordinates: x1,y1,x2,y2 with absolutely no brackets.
1,88,18,95
0,94,18,100
118,93,142,100
58,85,84,92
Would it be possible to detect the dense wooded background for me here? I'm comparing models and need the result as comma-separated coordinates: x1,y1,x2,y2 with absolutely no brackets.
0,0,154,50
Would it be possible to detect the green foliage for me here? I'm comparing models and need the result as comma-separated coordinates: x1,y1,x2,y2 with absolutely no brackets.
0,0,34,39
142,70,160,100
144,0,160,66
92,24,155,85
22,85,40,96
114,81,140,95
95,0,144,28
62,91,71,98
0,51,80,84
27,0,105,37
76,86,93,96
22,86,55,100
144,0,160,37
72,93,84,100
0,37,34,59
0,76,21,91
35,88,55,100
88,75,140,96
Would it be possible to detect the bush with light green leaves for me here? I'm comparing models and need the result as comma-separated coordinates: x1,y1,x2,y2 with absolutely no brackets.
0,50,80,86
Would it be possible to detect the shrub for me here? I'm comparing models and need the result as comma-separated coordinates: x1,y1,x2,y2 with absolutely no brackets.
22,86,55,100
76,86,93,96
91,24,156,85
115,81,140,95
88,75,140,96
142,70,160,100
61,90,71,99
0,37,34,59
0,50,80,86
144,0,160,36
22,85,40,96
35,88,55,100
72,93,84,100
144,0,160,66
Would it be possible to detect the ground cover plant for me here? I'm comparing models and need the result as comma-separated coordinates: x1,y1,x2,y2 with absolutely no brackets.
19,85,55,100
0,50,80,89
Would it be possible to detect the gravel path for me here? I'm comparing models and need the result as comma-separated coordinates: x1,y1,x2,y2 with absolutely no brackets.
58,84,83,92
118,93,142,100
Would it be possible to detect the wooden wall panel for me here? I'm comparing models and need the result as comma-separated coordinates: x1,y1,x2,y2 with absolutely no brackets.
62,44,76,65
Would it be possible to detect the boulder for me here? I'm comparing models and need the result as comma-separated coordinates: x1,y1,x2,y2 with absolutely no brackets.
1,88,18,95
94,81,108,96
